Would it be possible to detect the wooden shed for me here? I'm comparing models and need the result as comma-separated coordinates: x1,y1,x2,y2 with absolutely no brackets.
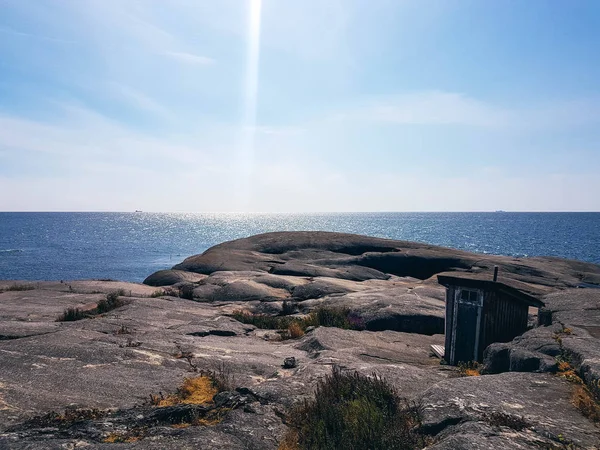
437,272,545,365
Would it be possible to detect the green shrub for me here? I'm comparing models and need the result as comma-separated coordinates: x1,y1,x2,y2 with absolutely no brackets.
230,311,291,329
5,283,35,292
231,307,364,339
57,307,87,322
178,284,195,300
282,366,425,449
96,290,126,314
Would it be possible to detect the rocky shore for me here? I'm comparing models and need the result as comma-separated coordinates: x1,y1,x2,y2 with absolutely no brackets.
1,232,599,449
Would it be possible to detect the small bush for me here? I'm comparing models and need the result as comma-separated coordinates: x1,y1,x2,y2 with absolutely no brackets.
115,325,132,335
231,310,294,330
281,366,426,450
309,307,352,329
179,284,195,300
57,307,87,322
209,361,235,392
150,289,165,298
96,291,125,314
231,307,364,340
5,284,35,292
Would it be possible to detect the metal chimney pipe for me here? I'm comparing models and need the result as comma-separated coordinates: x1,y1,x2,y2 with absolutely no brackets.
493,266,499,282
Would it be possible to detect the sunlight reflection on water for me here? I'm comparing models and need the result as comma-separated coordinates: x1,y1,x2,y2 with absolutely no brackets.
0,212,599,281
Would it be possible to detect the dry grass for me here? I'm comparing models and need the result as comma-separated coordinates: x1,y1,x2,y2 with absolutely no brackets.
103,432,143,443
553,325,574,345
278,430,300,450
152,376,218,407
288,322,305,339
457,361,481,377
555,357,600,423
572,385,600,423
557,360,582,384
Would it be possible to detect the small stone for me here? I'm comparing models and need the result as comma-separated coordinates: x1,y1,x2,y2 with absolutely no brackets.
283,357,297,369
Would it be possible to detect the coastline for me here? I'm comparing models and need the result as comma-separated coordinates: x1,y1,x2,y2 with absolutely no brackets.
1,232,599,448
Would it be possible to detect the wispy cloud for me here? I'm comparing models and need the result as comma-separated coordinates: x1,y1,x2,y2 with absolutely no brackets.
107,82,172,118
247,125,304,136
0,25,77,44
335,91,600,130
163,51,216,66
0,106,213,166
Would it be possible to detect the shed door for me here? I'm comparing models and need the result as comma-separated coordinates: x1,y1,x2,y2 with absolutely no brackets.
453,289,482,363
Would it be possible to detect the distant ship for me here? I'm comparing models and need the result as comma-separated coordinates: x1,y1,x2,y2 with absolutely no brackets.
495,210,505,213
135,210,143,213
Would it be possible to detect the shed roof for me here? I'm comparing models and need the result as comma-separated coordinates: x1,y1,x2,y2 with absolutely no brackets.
437,273,545,308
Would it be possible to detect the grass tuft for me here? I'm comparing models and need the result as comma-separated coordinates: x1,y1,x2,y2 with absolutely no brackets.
56,307,87,322
152,376,218,407
4,284,35,292
150,362,234,408
572,385,600,423
56,290,127,322
231,306,364,340
96,290,126,314
103,430,144,443
457,361,481,377
279,366,426,450
288,322,305,339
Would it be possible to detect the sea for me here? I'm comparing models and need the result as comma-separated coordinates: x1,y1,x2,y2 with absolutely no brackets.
0,212,599,283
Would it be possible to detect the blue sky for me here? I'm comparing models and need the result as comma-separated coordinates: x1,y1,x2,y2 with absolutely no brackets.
0,0,599,212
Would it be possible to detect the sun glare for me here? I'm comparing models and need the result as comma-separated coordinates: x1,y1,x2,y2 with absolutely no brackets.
236,0,262,210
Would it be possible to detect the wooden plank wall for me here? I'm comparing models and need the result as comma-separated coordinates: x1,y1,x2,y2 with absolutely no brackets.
480,292,528,360
444,286,455,363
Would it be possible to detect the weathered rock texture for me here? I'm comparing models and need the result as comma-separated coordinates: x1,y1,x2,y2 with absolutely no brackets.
1,232,600,449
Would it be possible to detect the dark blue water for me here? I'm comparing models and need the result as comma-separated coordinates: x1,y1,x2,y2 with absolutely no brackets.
0,212,599,282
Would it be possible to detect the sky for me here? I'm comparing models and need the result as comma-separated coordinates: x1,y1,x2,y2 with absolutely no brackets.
0,0,599,212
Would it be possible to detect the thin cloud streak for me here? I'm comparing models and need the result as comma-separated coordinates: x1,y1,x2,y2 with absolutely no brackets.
107,82,173,118
163,51,216,65
0,26,77,44
334,91,600,130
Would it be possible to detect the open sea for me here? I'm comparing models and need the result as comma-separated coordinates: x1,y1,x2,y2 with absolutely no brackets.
0,212,599,282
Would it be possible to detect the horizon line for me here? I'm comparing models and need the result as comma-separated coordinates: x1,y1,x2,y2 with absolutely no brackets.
1,210,600,214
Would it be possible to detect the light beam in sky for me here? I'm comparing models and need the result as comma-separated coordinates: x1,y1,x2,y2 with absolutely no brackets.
236,0,262,210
